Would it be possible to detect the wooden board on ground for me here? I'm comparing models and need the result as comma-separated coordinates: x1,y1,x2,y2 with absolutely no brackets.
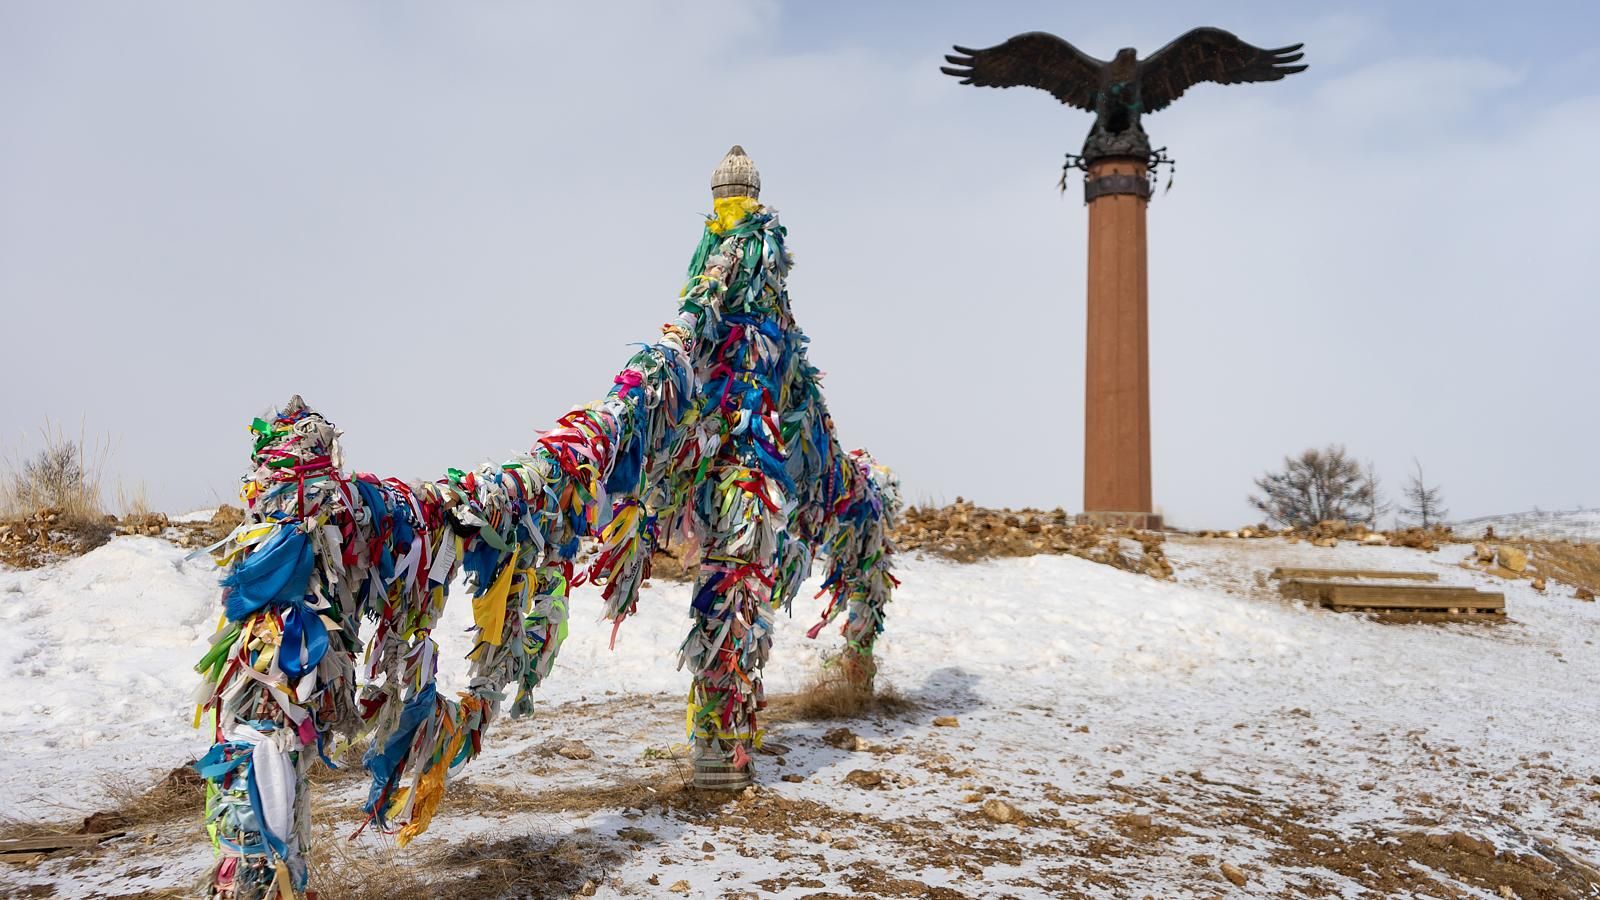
1269,567,1439,582
1331,610,1508,625
0,831,124,857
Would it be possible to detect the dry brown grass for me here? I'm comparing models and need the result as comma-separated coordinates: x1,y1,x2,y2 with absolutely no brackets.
422,832,623,899
82,766,206,834
115,478,153,519
0,765,204,848
1528,539,1600,596
309,819,627,900
765,663,915,724
306,834,441,900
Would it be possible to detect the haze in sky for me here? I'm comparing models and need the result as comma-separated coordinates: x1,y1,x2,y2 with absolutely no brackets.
2,1,1596,527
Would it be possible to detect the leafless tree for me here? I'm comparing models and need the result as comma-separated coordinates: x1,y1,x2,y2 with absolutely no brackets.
1250,445,1377,528
1360,458,1392,528
1399,459,1448,528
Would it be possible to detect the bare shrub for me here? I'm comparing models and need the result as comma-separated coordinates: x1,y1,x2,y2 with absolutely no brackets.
1,424,108,523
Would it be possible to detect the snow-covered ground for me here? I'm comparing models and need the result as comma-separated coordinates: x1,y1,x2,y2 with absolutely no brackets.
1452,508,1600,542
2,535,1598,897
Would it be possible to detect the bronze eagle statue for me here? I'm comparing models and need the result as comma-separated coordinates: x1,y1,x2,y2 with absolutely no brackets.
941,27,1306,161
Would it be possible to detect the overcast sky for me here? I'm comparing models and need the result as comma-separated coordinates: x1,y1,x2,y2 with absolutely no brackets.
2,1,1596,528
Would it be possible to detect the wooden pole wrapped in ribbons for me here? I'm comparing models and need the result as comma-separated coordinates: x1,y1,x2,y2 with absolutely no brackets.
191,145,897,897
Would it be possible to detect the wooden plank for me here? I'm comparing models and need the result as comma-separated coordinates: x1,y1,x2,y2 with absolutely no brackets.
1322,584,1504,610
1270,567,1439,582
1276,579,1455,601
0,831,124,855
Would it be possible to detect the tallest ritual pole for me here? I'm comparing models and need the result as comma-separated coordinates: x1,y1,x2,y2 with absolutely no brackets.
1081,154,1157,529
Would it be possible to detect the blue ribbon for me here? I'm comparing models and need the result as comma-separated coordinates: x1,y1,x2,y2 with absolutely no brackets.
221,524,327,678
363,683,437,824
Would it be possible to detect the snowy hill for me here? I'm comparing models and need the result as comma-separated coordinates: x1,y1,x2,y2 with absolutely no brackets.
1451,508,1600,542
3,536,1599,897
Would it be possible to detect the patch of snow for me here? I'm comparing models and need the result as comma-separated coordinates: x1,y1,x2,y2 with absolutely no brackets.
1450,507,1600,541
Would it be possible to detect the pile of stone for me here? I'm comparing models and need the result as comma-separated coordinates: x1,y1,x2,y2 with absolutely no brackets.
1195,520,1455,551
890,498,1173,579
0,507,113,569
647,499,1174,582
0,505,244,569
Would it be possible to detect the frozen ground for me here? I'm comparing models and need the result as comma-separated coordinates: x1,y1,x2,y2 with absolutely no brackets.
2,535,1598,898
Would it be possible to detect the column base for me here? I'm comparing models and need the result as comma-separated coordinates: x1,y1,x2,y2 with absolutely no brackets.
1076,510,1165,531
691,738,753,791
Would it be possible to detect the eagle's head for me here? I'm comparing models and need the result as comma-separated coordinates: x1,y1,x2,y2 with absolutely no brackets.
1109,47,1139,83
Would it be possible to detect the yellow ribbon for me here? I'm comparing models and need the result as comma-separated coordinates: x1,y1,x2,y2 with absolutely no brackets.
708,196,761,235
471,559,517,647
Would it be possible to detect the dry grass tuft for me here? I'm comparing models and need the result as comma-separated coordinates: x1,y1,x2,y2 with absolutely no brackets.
310,835,442,900
0,765,205,845
422,832,623,899
83,766,206,834
766,663,915,724
115,478,153,519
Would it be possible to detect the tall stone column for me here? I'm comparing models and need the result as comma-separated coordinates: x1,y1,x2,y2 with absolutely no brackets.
1080,156,1160,530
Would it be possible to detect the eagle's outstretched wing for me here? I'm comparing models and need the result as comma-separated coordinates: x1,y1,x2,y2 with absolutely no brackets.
941,32,1106,112
1139,28,1306,113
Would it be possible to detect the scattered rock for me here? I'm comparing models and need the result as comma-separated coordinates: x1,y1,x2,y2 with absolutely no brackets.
578,880,597,896
1577,587,1595,602
1449,831,1496,858
701,841,715,853
554,740,594,760
1496,546,1528,574
1532,575,1547,592
981,798,1023,824
829,836,859,850
1220,862,1248,887
843,769,883,789
932,716,960,728
781,773,805,783
822,727,860,750
668,880,690,894
891,499,1173,578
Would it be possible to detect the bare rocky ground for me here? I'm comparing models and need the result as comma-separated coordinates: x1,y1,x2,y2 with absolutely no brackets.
6,680,1597,897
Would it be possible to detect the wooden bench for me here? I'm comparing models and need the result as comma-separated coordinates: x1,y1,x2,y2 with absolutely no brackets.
1278,578,1506,623
1270,567,1439,582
